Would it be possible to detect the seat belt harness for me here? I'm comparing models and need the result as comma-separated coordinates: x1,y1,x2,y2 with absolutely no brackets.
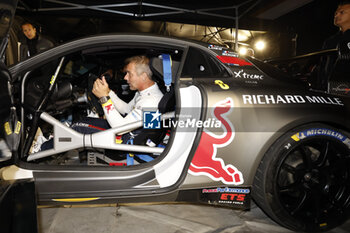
162,54,172,92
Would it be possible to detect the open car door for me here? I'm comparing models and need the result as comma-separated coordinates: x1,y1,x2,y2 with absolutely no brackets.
0,3,37,233
0,61,20,167
0,0,19,167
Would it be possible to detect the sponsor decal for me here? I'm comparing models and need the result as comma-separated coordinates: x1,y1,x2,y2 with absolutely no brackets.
330,84,350,95
233,69,264,81
189,98,244,185
214,80,230,90
332,87,350,94
291,128,350,148
222,50,239,57
49,75,57,85
242,94,344,106
143,110,161,129
202,187,250,193
4,122,11,135
178,187,250,209
208,44,223,50
109,162,127,166
217,56,252,66
115,135,123,144
3,121,20,136
220,193,246,202
72,122,89,128
71,122,106,131
14,122,21,134
199,187,251,209
104,103,114,114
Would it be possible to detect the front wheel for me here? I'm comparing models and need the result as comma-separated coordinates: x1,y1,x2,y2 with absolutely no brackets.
253,124,350,232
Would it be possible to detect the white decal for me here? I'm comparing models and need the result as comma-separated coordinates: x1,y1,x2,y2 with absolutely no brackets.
222,50,239,57
242,95,343,106
208,44,223,50
233,69,263,80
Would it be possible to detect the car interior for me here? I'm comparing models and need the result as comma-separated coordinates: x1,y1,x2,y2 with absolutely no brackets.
19,46,183,167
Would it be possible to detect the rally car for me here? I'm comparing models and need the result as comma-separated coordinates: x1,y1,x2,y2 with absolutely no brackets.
1,4,350,233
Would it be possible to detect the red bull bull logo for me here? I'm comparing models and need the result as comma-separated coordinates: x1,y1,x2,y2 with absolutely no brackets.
189,97,243,185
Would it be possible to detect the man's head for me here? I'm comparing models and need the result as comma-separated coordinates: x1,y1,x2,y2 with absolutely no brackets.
124,55,154,91
21,22,37,40
334,1,350,32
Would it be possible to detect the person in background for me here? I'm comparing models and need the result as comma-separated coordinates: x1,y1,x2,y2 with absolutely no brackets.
19,22,54,61
317,1,350,90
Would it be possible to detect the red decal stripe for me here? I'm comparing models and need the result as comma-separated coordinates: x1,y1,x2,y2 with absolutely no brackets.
88,125,106,131
109,162,127,166
217,56,252,66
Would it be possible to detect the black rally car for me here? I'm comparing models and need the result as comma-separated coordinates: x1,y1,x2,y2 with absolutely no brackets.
1,1,350,232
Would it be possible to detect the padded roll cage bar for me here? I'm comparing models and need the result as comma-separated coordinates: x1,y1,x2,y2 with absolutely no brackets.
27,111,175,161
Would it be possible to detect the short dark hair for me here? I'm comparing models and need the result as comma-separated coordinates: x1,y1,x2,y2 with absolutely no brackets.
21,21,35,28
339,1,350,6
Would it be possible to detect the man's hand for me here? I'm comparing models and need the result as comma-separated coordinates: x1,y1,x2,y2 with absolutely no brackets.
92,76,110,98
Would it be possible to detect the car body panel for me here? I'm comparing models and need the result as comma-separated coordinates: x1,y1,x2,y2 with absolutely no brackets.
181,56,350,185
1,34,349,212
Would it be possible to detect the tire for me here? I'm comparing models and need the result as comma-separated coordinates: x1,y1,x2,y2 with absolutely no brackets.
252,123,350,232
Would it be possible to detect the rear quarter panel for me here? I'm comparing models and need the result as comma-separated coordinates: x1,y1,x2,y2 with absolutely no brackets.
181,68,350,188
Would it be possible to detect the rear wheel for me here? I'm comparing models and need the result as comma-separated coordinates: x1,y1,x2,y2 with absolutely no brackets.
253,124,350,232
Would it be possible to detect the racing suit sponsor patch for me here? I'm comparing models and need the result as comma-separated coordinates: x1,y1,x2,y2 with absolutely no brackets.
102,100,114,114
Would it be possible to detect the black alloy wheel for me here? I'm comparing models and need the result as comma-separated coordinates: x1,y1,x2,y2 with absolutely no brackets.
253,124,350,232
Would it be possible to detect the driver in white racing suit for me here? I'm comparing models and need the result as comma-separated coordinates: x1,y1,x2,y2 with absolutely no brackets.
92,55,163,129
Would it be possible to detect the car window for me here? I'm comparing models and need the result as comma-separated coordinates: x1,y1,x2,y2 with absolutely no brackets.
21,45,184,167
182,47,229,78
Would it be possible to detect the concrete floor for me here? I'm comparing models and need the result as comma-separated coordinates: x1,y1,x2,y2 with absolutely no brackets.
37,202,350,233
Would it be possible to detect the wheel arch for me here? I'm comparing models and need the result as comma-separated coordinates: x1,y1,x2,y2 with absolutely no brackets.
250,120,350,231
247,118,350,186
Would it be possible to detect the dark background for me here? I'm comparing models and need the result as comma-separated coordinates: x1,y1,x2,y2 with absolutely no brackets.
276,0,340,55
13,0,344,58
